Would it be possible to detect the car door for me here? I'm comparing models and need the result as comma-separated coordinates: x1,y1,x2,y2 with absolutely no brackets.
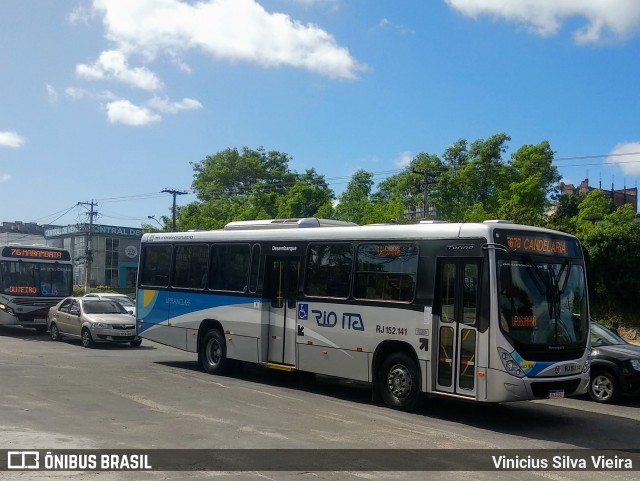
53,298,72,335
68,300,82,336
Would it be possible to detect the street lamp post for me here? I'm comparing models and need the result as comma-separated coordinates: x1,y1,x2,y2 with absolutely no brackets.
147,215,164,230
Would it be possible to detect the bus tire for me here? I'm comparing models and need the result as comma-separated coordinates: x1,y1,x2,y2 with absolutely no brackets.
81,328,95,349
379,352,422,412
201,329,229,375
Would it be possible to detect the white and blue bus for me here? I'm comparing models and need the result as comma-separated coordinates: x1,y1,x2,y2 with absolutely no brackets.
0,245,73,332
136,218,590,411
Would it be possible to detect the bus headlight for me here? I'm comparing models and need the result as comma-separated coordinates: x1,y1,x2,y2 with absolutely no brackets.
0,303,15,315
498,347,525,378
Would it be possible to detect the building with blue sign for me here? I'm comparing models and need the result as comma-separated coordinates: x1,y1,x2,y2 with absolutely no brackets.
45,224,143,289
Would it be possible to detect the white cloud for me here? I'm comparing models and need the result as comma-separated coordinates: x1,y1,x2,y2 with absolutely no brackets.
148,96,203,113
609,142,640,176
0,174,11,182
76,50,163,91
106,100,162,126
46,84,59,102
445,0,640,43
377,18,415,35
0,131,26,148
65,87,91,100
91,0,365,79
68,4,95,25
394,151,413,168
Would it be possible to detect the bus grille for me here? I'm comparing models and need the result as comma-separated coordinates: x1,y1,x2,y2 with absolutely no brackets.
531,379,582,399
11,298,61,308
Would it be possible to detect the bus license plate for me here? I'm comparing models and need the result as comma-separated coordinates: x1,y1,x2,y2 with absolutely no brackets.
549,390,564,399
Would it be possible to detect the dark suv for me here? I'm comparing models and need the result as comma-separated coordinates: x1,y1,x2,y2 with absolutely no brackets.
589,322,640,403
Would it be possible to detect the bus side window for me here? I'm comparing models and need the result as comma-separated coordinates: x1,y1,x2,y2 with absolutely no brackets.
140,244,172,287
305,243,352,299
354,243,418,302
210,244,250,292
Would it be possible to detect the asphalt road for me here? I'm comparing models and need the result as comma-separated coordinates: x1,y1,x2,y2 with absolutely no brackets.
1,325,639,481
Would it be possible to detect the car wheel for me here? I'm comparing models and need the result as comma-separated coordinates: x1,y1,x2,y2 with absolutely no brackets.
49,322,61,341
200,329,229,375
130,339,142,347
589,370,619,403
81,328,95,349
379,352,423,412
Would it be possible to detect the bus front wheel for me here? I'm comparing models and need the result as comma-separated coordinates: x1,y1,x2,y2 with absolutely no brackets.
201,329,229,375
379,352,422,412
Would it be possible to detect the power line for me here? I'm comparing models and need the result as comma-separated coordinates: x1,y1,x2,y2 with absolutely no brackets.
12,150,640,226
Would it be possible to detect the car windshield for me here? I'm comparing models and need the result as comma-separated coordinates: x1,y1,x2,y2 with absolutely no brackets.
498,257,588,347
591,323,626,346
83,300,127,314
110,296,134,307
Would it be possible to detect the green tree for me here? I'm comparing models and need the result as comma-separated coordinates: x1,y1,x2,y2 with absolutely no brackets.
575,189,614,238
498,141,560,226
178,147,334,230
577,201,640,316
276,169,334,218
547,191,585,235
374,153,442,221
334,169,374,224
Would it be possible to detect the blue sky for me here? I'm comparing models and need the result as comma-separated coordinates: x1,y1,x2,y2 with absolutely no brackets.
1,0,639,229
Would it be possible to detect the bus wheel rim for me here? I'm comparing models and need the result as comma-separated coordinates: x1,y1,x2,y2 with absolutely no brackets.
387,364,412,399
206,339,221,366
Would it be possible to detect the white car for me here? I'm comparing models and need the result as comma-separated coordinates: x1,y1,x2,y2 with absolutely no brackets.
83,293,136,316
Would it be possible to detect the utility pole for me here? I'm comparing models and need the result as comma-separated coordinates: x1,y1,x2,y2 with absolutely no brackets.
411,169,436,220
162,188,188,231
79,200,98,294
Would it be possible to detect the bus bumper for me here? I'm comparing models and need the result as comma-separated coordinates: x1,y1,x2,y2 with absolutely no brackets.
486,369,590,402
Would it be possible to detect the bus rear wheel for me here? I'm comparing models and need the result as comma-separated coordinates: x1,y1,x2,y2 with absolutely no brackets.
379,352,422,412
201,329,229,375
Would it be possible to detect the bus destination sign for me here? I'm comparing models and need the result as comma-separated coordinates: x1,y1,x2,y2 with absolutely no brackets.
1,247,71,261
494,230,579,257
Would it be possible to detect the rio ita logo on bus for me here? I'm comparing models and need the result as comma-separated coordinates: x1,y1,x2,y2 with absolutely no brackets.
298,303,365,331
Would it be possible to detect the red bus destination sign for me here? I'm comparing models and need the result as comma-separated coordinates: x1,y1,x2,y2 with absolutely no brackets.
493,230,579,257
1,247,71,261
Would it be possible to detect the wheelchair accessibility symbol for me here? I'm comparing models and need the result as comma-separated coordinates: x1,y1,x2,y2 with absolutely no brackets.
298,303,308,320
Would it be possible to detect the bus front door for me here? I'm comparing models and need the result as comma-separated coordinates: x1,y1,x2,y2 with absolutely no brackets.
434,259,481,398
265,257,301,366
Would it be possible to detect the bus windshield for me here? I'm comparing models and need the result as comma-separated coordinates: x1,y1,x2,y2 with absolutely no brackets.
0,261,73,297
498,257,588,348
